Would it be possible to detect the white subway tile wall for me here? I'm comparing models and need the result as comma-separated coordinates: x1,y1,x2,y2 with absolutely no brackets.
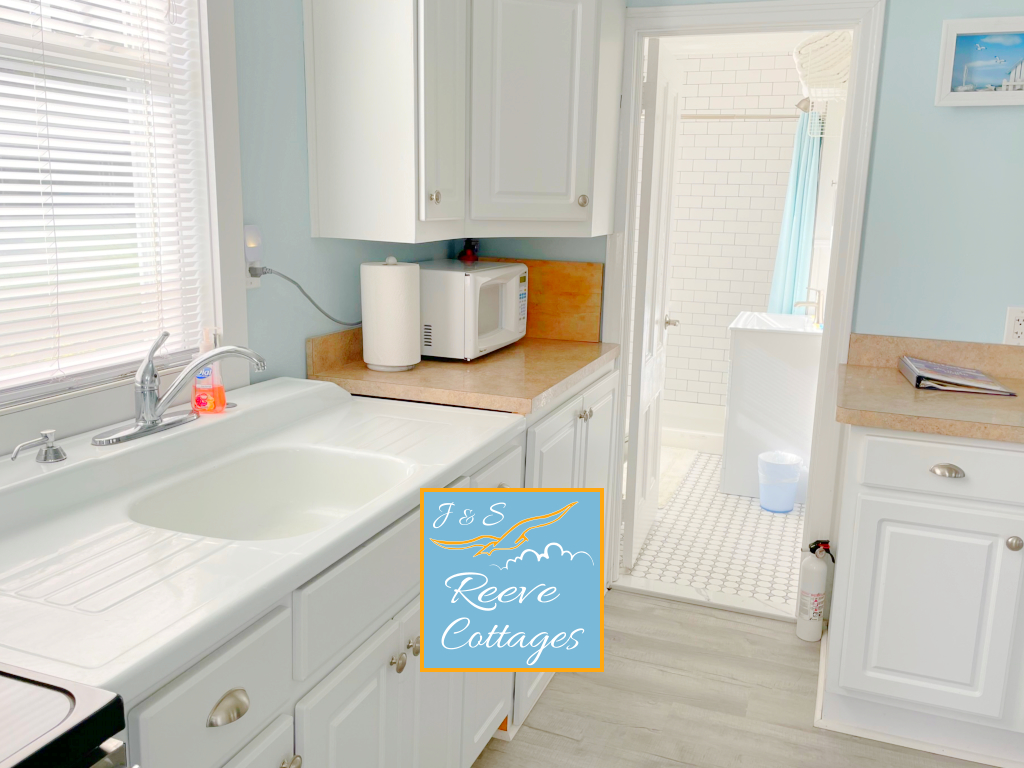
666,51,801,406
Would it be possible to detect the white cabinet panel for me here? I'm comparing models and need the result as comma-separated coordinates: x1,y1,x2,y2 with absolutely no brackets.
396,602,462,768
527,395,584,488
222,715,296,768
419,0,467,222
511,670,554,727
293,512,419,680
581,371,619,492
839,495,1024,718
129,607,292,768
471,0,598,222
296,619,404,768
461,671,513,767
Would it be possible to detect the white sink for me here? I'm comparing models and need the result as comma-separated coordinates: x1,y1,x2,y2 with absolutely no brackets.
129,447,414,540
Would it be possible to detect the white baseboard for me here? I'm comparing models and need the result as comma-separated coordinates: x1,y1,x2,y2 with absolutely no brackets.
661,401,726,452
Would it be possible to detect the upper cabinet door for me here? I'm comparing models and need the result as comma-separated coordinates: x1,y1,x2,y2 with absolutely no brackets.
471,0,598,222
419,0,467,222
839,495,1024,718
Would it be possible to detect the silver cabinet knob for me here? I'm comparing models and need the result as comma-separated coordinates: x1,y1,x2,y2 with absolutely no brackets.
587,407,594,420
407,636,420,656
664,315,679,329
280,757,302,768
577,194,589,207
497,482,510,488
1008,537,1024,552
429,190,441,204
390,653,407,673
578,411,586,420
929,463,966,479
207,688,249,727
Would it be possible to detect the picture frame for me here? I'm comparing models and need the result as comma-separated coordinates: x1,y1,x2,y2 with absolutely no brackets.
935,17,1024,106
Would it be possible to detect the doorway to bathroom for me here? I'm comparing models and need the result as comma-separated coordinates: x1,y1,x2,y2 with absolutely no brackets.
608,2,884,621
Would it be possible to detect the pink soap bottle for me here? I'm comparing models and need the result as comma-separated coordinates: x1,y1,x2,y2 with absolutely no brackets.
192,328,226,413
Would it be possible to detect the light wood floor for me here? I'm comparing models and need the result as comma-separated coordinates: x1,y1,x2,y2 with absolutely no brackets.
476,591,978,767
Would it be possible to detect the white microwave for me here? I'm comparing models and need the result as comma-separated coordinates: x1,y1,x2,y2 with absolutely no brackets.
420,261,528,361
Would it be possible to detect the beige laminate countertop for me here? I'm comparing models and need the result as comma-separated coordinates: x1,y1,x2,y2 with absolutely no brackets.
837,364,1024,443
309,337,620,415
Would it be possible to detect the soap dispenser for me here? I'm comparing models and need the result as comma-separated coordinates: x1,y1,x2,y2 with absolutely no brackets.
192,328,226,413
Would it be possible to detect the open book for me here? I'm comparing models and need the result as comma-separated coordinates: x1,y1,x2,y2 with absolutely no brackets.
898,356,1016,396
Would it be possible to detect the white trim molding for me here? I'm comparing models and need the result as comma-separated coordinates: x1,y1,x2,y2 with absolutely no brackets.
609,0,887,563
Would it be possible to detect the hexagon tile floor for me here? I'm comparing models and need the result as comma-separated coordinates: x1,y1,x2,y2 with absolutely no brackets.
617,453,805,621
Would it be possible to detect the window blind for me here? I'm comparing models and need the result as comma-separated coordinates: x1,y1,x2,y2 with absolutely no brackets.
0,0,214,406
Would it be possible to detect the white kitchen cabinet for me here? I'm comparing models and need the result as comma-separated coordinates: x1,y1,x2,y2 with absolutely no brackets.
396,602,463,768
303,0,624,241
221,716,297,768
511,670,554,729
469,0,624,236
461,671,514,767
295,618,405,768
303,0,466,242
526,371,620,490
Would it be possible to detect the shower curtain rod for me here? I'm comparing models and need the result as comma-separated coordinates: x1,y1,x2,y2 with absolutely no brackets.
679,113,800,120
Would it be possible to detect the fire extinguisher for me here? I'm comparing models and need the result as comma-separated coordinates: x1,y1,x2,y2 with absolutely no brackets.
796,539,834,642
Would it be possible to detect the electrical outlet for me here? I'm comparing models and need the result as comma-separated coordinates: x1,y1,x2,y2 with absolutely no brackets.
1004,307,1024,345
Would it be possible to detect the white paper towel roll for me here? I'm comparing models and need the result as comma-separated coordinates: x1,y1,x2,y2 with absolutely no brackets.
360,257,421,371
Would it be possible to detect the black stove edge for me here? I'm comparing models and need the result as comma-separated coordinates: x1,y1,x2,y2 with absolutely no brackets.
0,664,125,768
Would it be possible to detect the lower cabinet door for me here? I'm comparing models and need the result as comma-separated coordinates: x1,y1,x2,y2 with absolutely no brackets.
839,495,1024,718
296,619,405,768
526,395,584,488
511,671,554,727
397,601,462,768
461,671,513,767
222,715,296,768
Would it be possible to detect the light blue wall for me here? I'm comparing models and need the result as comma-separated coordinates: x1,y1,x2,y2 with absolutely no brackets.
628,0,1024,342
234,0,450,382
234,1,608,381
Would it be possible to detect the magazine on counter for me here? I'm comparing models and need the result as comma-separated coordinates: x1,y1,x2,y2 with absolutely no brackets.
898,356,1016,396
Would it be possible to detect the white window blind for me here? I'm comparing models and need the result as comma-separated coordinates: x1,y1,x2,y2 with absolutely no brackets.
0,0,214,406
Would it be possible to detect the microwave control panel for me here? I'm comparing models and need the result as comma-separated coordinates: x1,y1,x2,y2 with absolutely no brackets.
518,273,528,326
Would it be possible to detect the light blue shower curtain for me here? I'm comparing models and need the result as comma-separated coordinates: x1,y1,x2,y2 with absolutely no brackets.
768,112,822,315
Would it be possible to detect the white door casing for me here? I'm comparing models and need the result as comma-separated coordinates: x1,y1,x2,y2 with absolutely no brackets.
419,0,467,221
622,38,676,568
839,495,1024,718
470,0,598,221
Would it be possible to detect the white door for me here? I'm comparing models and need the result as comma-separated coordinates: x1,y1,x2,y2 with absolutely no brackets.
526,395,585,488
511,670,554,728
396,602,462,768
461,672,513,767
470,0,597,221
296,620,404,768
419,0,467,221
623,38,677,567
839,495,1024,718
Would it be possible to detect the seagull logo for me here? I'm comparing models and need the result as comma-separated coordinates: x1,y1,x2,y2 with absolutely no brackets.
430,502,577,557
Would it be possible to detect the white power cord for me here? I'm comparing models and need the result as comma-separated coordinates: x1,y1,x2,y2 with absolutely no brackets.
249,266,361,328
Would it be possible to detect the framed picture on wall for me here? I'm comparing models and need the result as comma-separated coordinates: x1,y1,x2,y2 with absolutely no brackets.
936,17,1024,106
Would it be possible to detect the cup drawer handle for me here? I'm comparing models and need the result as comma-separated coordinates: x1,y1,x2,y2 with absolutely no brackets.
929,463,965,479
207,688,250,727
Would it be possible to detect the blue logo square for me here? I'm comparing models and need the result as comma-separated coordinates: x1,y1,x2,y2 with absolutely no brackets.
420,489,604,672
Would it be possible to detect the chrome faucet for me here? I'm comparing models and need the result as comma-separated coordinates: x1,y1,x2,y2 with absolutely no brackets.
92,332,266,446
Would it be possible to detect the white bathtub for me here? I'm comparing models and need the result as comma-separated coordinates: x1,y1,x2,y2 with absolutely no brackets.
719,311,822,503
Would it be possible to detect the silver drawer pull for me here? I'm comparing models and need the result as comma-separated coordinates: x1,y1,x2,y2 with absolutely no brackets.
207,688,249,727
390,653,407,673
1007,537,1023,552
929,463,965,479
497,482,510,488
281,757,302,768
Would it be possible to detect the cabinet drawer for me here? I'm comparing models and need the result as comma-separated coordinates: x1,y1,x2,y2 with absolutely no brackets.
861,435,1024,507
471,444,524,488
222,715,295,768
129,607,292,768
293,511,419,680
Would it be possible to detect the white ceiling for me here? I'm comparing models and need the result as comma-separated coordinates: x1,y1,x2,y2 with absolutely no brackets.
659,31,824,57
